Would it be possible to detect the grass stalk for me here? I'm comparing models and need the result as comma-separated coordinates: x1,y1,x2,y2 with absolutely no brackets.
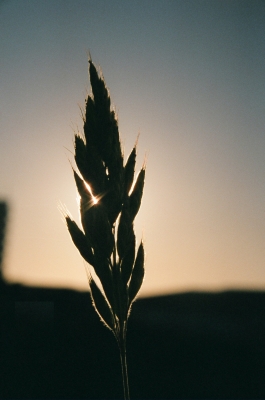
65,57,145,399
118,326,130,400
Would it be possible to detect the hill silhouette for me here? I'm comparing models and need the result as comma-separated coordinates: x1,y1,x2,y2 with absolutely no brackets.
1,280,265,399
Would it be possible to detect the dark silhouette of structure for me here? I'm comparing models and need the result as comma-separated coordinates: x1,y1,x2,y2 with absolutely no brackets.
1,201,265,399
0,202,8,277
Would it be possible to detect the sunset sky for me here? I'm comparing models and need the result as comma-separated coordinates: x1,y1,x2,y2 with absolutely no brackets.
1,0,265,296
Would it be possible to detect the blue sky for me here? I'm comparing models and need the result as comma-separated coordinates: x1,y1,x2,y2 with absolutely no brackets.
1,0,265,295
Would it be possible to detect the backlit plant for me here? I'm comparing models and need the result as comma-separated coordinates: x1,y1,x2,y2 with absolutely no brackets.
65,58,145,400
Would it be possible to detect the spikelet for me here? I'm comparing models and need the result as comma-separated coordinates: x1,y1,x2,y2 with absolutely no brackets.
88,60,112,164
117,206,134,259
128,241,145,306
83,96,97,146
73,170,93,203
120,233,136,286
128,167,145,220
89,277,115,331
91,255,115,314
81,203,114,259
74,135,106,196
66,216,94,265
124,146,136,197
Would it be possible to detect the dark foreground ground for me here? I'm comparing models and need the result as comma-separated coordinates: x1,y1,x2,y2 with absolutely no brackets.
1,281,265,399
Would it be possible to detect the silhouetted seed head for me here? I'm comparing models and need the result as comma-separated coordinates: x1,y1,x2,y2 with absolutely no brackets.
66,216,94,265
128,241,145,306
66,61,146,384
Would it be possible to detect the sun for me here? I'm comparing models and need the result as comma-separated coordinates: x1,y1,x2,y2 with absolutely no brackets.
92,195,98,205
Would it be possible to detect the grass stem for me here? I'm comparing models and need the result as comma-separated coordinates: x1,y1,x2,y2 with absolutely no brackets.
118,329,130,400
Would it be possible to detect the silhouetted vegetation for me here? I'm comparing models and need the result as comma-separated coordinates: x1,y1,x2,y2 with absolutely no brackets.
65,58,145,399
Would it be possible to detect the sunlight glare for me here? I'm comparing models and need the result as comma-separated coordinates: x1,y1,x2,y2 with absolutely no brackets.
83,182,97,204
92,195,98,205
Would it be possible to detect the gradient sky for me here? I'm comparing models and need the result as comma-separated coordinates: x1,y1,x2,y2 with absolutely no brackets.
1,0,265,296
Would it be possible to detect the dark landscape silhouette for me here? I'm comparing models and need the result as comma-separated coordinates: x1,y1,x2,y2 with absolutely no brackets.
1,203,265,399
